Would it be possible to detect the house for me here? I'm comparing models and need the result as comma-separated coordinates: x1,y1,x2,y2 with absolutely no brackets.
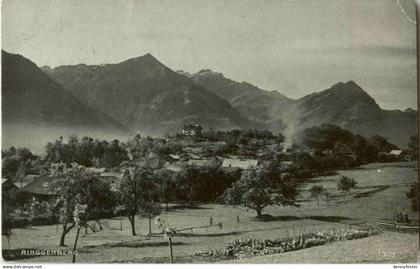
181,124,202,137
100,171,123,181
221,158,259,170
84,167,107,174
146,152,165,169
185,159,212,167
388,149,411,161
120,159,147,169
14,174,40,189
166,154,181,162
17,175,58,202
280,161,293,167
182,146,204,154
389,150,404,156
163,162,183,172
100,171,124,192
184,152,202,160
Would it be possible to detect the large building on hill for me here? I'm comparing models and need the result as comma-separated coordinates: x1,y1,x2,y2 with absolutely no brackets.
181,124,202,137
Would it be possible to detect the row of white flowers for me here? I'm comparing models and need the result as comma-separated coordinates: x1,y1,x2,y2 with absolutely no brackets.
194,229,377,259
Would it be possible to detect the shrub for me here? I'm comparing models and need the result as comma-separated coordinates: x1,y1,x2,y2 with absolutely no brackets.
337,176,358,193
31,213,57,226
8,217,31,228
194,229,374,259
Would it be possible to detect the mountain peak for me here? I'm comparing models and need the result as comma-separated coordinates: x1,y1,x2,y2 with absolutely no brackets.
330,80,363,91
137,52,158,62
176,70,192,77
142,52,155,59
121,53,163,67
404,108,417,114
344,80,363,89
198,69,213,73
196,69,225,78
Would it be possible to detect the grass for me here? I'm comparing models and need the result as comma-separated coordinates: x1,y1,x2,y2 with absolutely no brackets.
2,162,418,263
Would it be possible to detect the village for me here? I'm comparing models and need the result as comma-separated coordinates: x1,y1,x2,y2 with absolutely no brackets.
2,124,414,215
1,123,418,263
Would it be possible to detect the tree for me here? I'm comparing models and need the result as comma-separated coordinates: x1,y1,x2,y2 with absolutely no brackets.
100,139,128,168
119,166,154,235
406,182,418,212
368,135,398,154
140,201,162,236
50,163,84,246
70,202,89,263
45,136,128,168
309,185,326,207
408,135,418,160
337,176,357,193
50,163,113,246
2,157,21,180
154,169,176,211
178,165,202,206
2,147,36,180
2,195,14,249
223,164,300,218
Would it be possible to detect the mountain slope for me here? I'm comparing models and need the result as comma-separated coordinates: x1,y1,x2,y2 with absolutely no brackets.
188,69,295,123
189,70,416,147
44,55,250,135
2,50,129,150
274,81,417,147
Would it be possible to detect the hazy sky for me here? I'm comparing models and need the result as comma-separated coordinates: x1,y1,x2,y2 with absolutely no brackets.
2,0,417,110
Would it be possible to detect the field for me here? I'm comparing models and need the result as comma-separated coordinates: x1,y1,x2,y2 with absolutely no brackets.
3,162,418,263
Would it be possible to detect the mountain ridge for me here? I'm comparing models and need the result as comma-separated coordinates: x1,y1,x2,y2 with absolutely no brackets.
188,69,295,123
189,69,416,147
37,53,418,147
43,54,253,136
2,50,131,150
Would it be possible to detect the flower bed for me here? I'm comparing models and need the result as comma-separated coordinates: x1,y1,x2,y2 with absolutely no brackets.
194,229,376,260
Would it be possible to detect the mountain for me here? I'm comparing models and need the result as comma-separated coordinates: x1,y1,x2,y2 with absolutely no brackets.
2,50,129,151
188,69,295,123
43,54,250,135
272,81,417,147
188,70,416,147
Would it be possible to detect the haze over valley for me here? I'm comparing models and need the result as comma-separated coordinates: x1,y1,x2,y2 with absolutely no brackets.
3,49,416,150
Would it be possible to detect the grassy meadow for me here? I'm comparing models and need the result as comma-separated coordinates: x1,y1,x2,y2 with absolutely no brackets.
3,162,418,263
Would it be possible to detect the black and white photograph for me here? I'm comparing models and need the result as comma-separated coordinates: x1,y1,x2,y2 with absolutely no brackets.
1,0,419,266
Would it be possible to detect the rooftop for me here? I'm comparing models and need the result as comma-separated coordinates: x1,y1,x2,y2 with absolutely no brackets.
221,158,259,169
19,175,58,196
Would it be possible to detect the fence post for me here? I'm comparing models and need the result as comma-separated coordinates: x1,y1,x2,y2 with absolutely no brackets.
6,235,10,249
120,219,123,231
209,217,213,225
236,215,240,223
168,237,174,263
